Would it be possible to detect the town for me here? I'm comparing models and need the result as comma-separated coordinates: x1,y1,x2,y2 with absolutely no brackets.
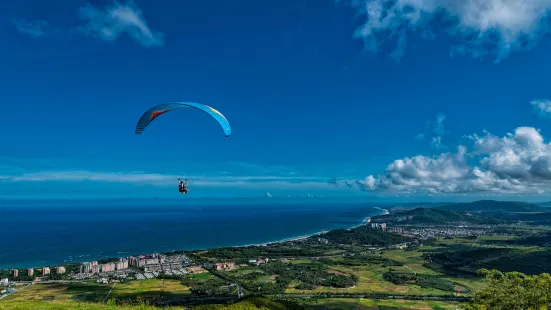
0,249,273,300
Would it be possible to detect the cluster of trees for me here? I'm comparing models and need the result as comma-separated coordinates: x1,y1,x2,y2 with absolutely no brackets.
260,261,357,290
233,271,265,281
206,260,357,295
423,247,551,276
181,275,236,296
319,255,402,267
465,269,551,310
497,231,551,247
382,269,459,292
199,244,326,260
321,226,410,246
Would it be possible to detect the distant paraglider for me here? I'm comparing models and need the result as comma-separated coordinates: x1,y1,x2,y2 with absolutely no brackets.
178,177,192,194
135,102,231,136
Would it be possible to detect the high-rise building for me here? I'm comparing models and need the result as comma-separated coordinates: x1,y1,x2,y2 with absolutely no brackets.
42,267,50,275
116,257,128,270
101,263,115,273
27,268,34,277
80,262,92,273
56,266,66,274
11,269,18,277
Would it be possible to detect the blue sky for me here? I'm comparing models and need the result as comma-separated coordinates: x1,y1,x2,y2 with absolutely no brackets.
2,0,551,199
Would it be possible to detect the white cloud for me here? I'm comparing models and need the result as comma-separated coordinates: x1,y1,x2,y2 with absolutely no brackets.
78,1,163,47
531,99,551,117
344,0,551,62
13,19,54,37
360,126,551,195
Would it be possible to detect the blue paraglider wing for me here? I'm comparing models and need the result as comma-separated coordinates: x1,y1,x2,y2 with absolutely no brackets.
135,102,231,137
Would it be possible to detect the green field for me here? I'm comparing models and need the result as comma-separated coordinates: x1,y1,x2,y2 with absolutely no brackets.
283,238,487,296
2,279,191,303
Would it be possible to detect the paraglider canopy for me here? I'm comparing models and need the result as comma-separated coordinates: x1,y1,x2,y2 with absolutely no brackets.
135,102,231,136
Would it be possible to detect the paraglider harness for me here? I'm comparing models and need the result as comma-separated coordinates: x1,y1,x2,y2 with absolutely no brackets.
178,178,189,194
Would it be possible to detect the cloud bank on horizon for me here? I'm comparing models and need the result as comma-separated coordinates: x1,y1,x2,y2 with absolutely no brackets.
0,169,331,191
343,0,551,62
356,99,551,195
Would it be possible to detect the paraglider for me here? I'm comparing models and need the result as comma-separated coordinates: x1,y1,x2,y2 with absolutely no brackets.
178,177,190,194
135,102,231,136
135,102,231,195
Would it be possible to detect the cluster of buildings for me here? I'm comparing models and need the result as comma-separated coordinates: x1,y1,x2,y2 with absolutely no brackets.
212,258,268,271
370,223,387,230
80,258,130,274
316,237,329,244
247,258,268,266
77,253,192,278
9,267,54,279
129,254,164,267
388,227,405,234
369,223,405,234
186,266,207,273
143,262,181,272
405,227,487,239
215,262,236,271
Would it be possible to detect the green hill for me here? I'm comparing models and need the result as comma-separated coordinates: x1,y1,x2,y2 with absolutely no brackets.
371,207,501,224
320,225,411,245
437,200,543,213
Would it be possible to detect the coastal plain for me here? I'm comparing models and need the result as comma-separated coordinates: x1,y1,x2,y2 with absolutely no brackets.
3,200,551,309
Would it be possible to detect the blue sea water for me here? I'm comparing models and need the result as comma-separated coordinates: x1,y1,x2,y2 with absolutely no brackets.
0,199,385,269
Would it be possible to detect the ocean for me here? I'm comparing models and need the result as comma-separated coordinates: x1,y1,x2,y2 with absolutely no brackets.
0,199,385,269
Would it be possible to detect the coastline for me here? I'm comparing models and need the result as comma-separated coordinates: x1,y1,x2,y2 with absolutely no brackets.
1,205,390,270
235,206,390,248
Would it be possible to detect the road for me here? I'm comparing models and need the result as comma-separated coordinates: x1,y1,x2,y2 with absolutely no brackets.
103,283,116,303
273,293,471,302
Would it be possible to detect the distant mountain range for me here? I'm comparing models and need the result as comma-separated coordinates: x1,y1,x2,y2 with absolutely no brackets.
371,207,502,225
437,200,543,213
373,200,549,225
388,200,544,213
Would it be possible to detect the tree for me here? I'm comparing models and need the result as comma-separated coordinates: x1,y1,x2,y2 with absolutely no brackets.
464,269,551,310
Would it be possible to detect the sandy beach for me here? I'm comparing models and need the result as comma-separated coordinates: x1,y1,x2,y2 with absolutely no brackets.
236,206,391,248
